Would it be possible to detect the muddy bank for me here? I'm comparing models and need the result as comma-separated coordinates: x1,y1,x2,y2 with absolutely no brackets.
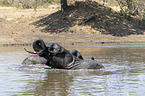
0,2,145,46
1,41,145,47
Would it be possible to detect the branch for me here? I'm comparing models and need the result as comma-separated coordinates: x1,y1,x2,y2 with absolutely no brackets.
78,14,95,25
131,2,140,14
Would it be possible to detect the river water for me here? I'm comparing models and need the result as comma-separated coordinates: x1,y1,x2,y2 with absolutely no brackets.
0,44,145,96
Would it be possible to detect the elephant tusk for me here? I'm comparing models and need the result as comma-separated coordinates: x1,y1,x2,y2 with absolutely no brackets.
24,48,37,54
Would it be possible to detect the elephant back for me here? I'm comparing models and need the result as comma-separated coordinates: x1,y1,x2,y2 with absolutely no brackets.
22,55,47,65
71,60,104,70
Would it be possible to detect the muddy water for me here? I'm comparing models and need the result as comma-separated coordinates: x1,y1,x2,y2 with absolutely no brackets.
1,44,145,96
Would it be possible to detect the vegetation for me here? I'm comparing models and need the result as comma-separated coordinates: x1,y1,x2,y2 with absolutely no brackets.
0,0,144,19
0,0,58,10
117,0,144,21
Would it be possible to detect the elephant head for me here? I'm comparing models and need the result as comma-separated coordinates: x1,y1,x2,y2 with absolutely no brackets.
32,39,51,60
31,39,75,69
24,39,51,60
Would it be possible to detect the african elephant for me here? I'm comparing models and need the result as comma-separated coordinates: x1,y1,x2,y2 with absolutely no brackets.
22,49,83,65
22,55,47,65
23,39,104,69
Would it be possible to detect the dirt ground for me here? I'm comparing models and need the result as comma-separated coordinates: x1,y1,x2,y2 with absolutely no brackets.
0,2,145,46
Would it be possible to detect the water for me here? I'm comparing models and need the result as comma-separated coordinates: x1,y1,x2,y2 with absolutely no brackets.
0,44,145,96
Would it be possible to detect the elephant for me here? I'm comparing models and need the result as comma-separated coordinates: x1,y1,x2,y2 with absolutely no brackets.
22,39,104,70
22,48,83,65
22,49,83,65
22,55,47,65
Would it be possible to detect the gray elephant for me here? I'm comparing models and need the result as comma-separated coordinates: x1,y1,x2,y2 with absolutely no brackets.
22,39,104,70
22,55,47,65
22,49,83,65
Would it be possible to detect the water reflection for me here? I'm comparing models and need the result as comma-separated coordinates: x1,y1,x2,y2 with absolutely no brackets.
24,70,73,96
1,44,145,96
21,69,105,95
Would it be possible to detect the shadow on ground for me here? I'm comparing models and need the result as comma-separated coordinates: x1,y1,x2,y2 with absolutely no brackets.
33,1,145,37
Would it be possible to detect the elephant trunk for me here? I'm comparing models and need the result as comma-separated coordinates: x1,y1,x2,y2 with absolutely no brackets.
33,39,51,60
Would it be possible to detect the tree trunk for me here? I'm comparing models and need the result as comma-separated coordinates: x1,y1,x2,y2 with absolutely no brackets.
60,0,68,12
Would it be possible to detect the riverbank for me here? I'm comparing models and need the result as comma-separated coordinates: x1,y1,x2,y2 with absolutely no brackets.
0,2,145,46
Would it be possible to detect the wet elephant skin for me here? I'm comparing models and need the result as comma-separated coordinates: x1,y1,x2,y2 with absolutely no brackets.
22,39,104,69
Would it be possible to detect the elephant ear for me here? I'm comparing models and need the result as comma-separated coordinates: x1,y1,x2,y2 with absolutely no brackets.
47,43,65,55
54,43,64,54
33,39,48,57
